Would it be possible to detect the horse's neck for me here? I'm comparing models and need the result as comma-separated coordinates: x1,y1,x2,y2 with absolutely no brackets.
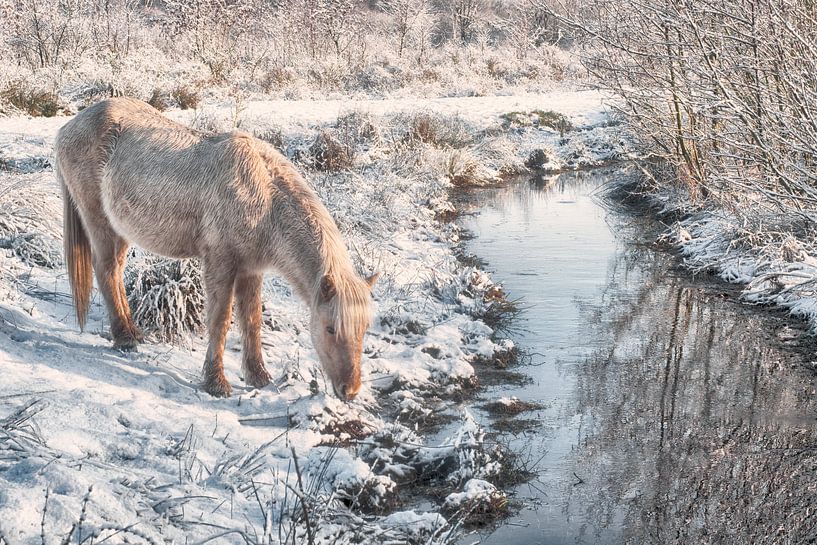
271,186,350,309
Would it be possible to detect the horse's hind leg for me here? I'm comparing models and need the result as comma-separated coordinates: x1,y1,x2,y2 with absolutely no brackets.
93,234,142,350
234,272,271,389
201,256,236,397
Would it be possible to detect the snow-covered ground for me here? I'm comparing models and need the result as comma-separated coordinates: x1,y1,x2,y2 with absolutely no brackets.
0,90,624,543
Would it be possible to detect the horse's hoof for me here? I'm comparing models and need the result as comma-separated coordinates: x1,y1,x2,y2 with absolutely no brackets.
113,326,142,352
114,339,139,352
203,377,232,398
244,366,272,389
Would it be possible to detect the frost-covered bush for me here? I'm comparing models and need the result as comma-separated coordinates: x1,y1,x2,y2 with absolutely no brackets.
0,178,62,268
124,256,205,341
0,232,62,268
0,0,582,109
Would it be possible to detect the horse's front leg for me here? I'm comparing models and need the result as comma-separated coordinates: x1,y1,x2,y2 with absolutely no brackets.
234,272,272,389
201,258,236,397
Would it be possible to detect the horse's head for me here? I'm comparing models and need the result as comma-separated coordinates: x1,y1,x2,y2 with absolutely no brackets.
310,272,378,401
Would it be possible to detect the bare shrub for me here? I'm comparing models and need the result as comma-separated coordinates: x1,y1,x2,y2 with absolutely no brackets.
568,0,817,220
124,256,205,342
0,0,88,70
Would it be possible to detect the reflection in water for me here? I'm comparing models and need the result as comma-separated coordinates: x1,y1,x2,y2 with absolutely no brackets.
462,169,817,545
577,252,817,545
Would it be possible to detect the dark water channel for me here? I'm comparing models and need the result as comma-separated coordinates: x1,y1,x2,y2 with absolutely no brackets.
459,168,817,545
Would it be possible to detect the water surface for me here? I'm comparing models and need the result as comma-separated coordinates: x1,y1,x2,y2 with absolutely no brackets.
460,169,817,544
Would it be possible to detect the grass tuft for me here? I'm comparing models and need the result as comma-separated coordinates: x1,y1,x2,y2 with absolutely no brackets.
501,110,573,135
309,130,354,171
171,85,200,110
481,397,545,417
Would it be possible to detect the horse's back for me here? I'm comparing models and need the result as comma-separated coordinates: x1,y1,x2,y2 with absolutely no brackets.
55,98,292,260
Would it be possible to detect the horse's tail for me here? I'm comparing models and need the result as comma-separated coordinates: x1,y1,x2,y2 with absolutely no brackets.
59,165,93,331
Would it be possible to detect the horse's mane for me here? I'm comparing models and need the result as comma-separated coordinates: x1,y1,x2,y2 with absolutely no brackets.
261,146,373,335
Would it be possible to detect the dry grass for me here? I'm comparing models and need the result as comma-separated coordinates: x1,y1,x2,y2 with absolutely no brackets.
320,419,374,446
449,490,509,528
170,85,200,110
525,148,550,169
310,130,354,171
147,88,171,111
481,398,545,417
335,111,380,145
255,127,285,151
1,83,65,117
472,345,519,369
404,112,473,149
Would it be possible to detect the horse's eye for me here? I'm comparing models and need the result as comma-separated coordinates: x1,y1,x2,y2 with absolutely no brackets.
326,326,336,335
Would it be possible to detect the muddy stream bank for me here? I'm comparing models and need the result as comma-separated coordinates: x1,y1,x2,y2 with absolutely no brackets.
456,167,817,544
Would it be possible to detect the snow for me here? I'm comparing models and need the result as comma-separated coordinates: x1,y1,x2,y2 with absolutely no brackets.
0,89,620,543
443,478,501,511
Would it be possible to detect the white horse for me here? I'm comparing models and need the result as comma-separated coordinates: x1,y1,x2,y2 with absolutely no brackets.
56,97,376,399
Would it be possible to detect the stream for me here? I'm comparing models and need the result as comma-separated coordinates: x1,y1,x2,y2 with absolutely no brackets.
459,167,817,544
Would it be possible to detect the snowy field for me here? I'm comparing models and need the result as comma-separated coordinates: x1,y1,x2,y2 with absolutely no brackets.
0,90,626,543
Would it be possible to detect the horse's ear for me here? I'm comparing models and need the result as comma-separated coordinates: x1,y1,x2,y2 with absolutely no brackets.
320,275,336,302
365,272,379,290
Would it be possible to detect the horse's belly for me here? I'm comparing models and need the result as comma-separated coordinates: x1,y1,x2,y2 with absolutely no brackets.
101,182,200,259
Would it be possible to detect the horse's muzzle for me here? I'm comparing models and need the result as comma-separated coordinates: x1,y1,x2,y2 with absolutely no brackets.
334,382,359,402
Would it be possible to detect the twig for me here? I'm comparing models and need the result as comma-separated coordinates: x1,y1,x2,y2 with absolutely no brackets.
290,447,315,545
77,486,92,544
41,488,49,545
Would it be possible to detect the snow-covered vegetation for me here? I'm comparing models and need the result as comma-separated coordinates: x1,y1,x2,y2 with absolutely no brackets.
0,83,624,542
0,0,585,112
